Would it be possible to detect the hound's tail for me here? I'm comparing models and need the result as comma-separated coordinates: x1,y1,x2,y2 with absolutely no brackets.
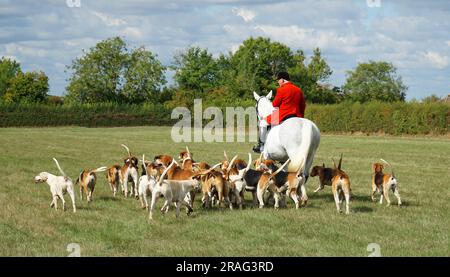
75,171,83,186
121,144,131,156
142,154,149,176
52,158,67,177
92,166,108,173
380,159,395,178
288,122,312,173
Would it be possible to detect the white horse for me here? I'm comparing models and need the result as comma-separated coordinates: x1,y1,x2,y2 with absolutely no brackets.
253,90,321,180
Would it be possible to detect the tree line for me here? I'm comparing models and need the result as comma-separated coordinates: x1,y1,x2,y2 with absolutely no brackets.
1,35,432,107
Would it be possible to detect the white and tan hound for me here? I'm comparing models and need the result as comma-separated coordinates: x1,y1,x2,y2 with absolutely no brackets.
34,158,76,213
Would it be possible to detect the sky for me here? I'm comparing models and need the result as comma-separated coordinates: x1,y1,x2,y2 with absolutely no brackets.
1,0,449,100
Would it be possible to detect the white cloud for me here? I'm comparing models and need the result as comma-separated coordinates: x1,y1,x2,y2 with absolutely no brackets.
121,27,143,40
230,43,240,54
254,24,361,54
4,43,48,58
92,11,126,26
0,0,449,99
231,7,256,22
421,51,449,69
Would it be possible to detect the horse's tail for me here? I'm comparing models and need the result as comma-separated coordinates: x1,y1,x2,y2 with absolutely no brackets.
288,121,312,173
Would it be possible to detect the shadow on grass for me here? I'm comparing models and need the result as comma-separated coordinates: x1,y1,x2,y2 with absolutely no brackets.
97,196,121,201
311,193,373,203
350,194,373,202
352,206,374,213
74,205,104,211
397,200,416,207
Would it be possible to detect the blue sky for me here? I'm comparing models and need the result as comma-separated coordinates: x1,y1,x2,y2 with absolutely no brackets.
1,0,449,100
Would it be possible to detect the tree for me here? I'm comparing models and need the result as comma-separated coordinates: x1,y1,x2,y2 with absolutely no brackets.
230,37,294,93
3,71,49,103
66,37,166,103
289,48,335,103
171,46,219,95
123,47,167,103
0,57,21,98
343,61,407,102
422,94,442,103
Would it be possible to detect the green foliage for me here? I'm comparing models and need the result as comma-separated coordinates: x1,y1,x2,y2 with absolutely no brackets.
289,48,334,103
343,61,407,103
0,57,21,98
289,48,336,103
0,102,173,127
230,37,294,93
65,37,166,104
171,47,219,94
1,101,448,135
3,71,49,103
306,101,449,135
122,47,167,103
421,94,442,103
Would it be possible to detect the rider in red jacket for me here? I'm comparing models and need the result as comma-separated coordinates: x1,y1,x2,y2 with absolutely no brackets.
253,71,306,153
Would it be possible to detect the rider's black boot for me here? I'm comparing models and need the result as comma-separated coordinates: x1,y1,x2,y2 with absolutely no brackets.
252,143,262,153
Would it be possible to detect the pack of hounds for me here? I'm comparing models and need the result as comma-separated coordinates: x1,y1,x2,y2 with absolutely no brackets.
34,144,402,219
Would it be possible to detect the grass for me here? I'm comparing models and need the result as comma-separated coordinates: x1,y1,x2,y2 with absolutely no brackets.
0,126,449,256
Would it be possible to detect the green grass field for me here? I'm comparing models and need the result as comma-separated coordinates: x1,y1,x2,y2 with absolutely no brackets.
0,126,449,256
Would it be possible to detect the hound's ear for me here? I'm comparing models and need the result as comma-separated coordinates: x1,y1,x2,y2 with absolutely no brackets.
372,164,376,172
322,163,325,167
253,91,260,101
266,90,273,100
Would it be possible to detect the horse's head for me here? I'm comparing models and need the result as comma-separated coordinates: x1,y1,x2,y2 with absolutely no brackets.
253,90,274,127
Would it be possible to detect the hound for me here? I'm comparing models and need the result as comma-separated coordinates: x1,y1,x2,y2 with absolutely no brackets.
253,153,274,172
120,144,139,198
310,163,333,193
372,159,402,206
179,146,192,161
149,160,211,220
138,154,158,210
34,158,76,213
201,163,231,209
106,165,121,197
226,154,252,209
223,150,247,171
256,159,291,209
75,166,108,202
155,153,200,210
310,154,343,193
329,156,351,214
154,154,174,167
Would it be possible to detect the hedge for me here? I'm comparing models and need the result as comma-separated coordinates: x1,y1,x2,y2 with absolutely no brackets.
306,101,450,135
1,101,449,135
0,102,175,127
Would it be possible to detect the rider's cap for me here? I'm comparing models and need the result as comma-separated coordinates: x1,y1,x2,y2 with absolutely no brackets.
276,71,290,81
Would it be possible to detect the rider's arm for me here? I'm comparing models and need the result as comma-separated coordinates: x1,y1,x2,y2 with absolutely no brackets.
272,89,283,108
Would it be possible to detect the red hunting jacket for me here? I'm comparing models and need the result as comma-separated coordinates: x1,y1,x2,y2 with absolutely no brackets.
265,82,305,125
